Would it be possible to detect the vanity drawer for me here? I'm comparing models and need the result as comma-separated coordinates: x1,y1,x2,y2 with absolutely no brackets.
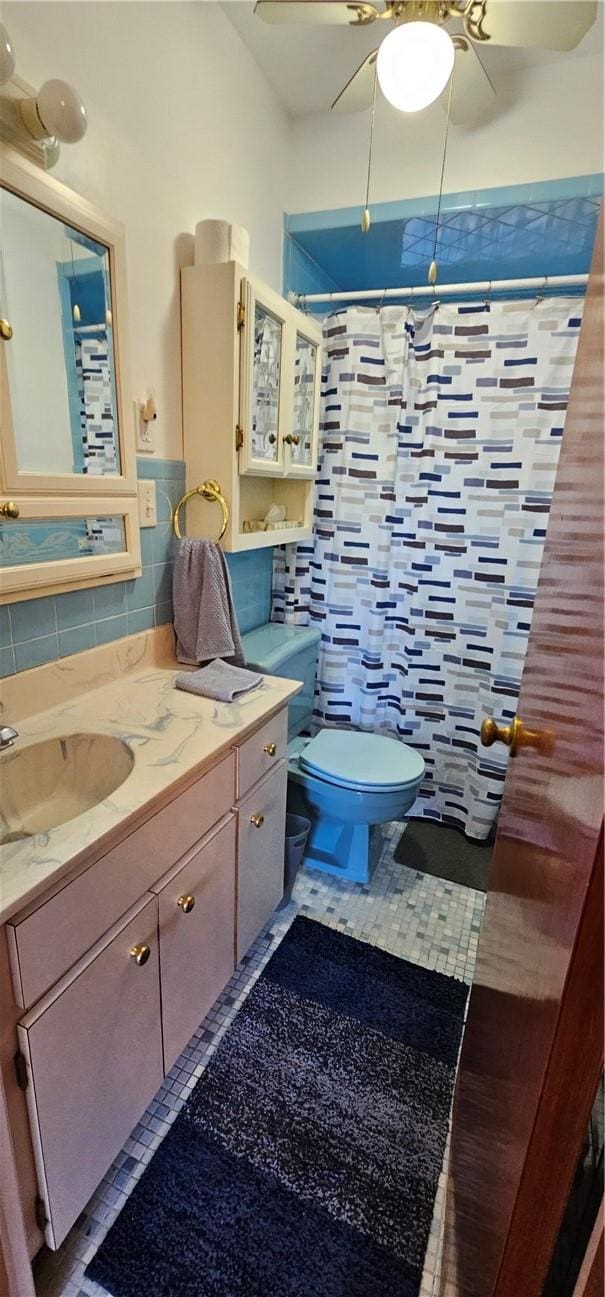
236,707,288,799
8,751,236,1010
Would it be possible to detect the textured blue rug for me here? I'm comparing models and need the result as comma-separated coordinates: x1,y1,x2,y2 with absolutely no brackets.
87,916,468,1297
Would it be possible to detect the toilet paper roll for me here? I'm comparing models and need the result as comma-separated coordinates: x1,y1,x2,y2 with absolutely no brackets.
194,219,250,269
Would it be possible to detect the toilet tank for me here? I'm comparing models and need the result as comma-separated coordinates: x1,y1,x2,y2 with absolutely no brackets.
242,623,320,741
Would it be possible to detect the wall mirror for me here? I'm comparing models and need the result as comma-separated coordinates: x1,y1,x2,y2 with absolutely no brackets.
1,188,121,479
0,147,140,602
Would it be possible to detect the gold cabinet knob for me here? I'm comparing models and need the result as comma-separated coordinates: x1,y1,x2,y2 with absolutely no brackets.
480,715,553,759
250,813,264,828
129,943,151,966
177,894,195,914
0,501,19,519
0,319,13,341
264,742,277,757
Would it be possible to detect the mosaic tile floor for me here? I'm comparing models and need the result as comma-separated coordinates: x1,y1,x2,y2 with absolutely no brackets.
34,819,486,1297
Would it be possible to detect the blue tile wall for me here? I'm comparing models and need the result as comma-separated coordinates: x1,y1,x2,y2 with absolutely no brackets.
225,548,273,636
1,459,275,676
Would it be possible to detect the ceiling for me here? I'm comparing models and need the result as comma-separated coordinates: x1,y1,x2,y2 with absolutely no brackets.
222,0,603,117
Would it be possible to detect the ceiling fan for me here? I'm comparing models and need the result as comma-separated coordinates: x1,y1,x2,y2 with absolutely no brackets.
253,0,597,124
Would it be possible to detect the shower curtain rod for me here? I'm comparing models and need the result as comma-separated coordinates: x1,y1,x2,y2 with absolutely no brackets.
292,273,588,307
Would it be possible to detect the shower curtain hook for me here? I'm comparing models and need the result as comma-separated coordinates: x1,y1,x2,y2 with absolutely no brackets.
376,287,387,314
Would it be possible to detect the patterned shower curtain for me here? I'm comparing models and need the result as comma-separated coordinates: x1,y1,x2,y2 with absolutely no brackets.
272,298,583,840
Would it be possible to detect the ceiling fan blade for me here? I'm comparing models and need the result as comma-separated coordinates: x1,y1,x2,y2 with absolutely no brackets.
476,0,597,50
446,39,496,125
331,48,378,112
254,1,378,26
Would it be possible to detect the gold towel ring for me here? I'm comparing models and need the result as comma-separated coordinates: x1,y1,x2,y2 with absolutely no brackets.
172,479,229,542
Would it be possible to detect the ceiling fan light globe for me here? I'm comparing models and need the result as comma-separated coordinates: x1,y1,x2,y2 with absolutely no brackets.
377,21,455,113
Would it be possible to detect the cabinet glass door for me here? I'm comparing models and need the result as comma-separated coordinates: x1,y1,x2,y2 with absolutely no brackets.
239,278,289,476
0,496,141,600
0,183,135,495
286,320,322,479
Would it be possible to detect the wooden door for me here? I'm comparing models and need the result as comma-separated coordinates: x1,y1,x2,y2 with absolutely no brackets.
236,762,288,963
440,215,604,1296
155,815,237,1074
17,895,162,1250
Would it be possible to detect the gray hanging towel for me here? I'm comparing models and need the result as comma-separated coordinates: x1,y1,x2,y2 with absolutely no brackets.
172,538,245,666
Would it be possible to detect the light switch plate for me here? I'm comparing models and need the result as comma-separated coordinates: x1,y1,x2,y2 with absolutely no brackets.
138,480,157,528
134,398,156,453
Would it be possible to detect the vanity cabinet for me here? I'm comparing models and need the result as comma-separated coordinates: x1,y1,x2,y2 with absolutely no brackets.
182,260,322,551
17,894,163,1251
153,814,237,1074
5,703,291,1259
236,762,288,964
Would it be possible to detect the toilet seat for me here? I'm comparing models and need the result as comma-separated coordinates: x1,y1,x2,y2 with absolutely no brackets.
299,729,425,794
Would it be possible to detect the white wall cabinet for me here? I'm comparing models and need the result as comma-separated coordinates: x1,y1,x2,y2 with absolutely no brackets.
3,706,289,1259
182,261,322,551
0,148,141,603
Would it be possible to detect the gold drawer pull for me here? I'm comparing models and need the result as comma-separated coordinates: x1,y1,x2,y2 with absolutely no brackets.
0,319,13,341
250,813,264,828
264,742,277,757
130,943,151,966
0,501,19,519
177,894,195,914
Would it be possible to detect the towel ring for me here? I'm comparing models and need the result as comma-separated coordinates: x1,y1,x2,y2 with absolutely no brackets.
172,479,229,542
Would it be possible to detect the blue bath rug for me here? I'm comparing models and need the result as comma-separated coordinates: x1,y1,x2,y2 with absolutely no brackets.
86,916,468,1297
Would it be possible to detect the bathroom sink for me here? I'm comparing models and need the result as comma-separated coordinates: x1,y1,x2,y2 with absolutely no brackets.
0,733,134,844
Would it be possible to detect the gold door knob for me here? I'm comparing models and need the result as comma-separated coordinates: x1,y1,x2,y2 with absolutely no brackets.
264,742,277,757
480,716,553,758
283,434,294,445
177,894,195,914
250,813,264,828
0,501,19,519
291,434,300,446
130,943,151,966
0,319,13,341
268,433,277,444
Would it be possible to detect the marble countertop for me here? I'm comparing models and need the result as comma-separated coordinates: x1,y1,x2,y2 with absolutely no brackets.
0,666,301,924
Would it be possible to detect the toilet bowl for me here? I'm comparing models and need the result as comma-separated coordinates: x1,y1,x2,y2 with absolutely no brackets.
287,730,424,884
242,623,425,885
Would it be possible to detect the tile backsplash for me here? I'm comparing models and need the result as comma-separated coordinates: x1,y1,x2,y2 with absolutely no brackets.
0,459,274,677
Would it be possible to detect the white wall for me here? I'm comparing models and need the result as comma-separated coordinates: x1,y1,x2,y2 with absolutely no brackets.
287,53,604,212
3,1,290,460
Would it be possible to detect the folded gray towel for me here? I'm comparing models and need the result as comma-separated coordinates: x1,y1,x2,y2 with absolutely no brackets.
175,659,263,703
172,538,244,667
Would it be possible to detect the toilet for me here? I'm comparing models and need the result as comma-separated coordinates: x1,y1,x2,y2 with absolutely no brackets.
242,623,425,885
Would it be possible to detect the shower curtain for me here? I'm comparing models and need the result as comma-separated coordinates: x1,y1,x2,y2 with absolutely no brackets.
272,298,583,840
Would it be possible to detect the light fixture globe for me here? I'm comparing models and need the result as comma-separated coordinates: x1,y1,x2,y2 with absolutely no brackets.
21,78,87,144
36,79,87,142
0,23,15,87
377,21,455,113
